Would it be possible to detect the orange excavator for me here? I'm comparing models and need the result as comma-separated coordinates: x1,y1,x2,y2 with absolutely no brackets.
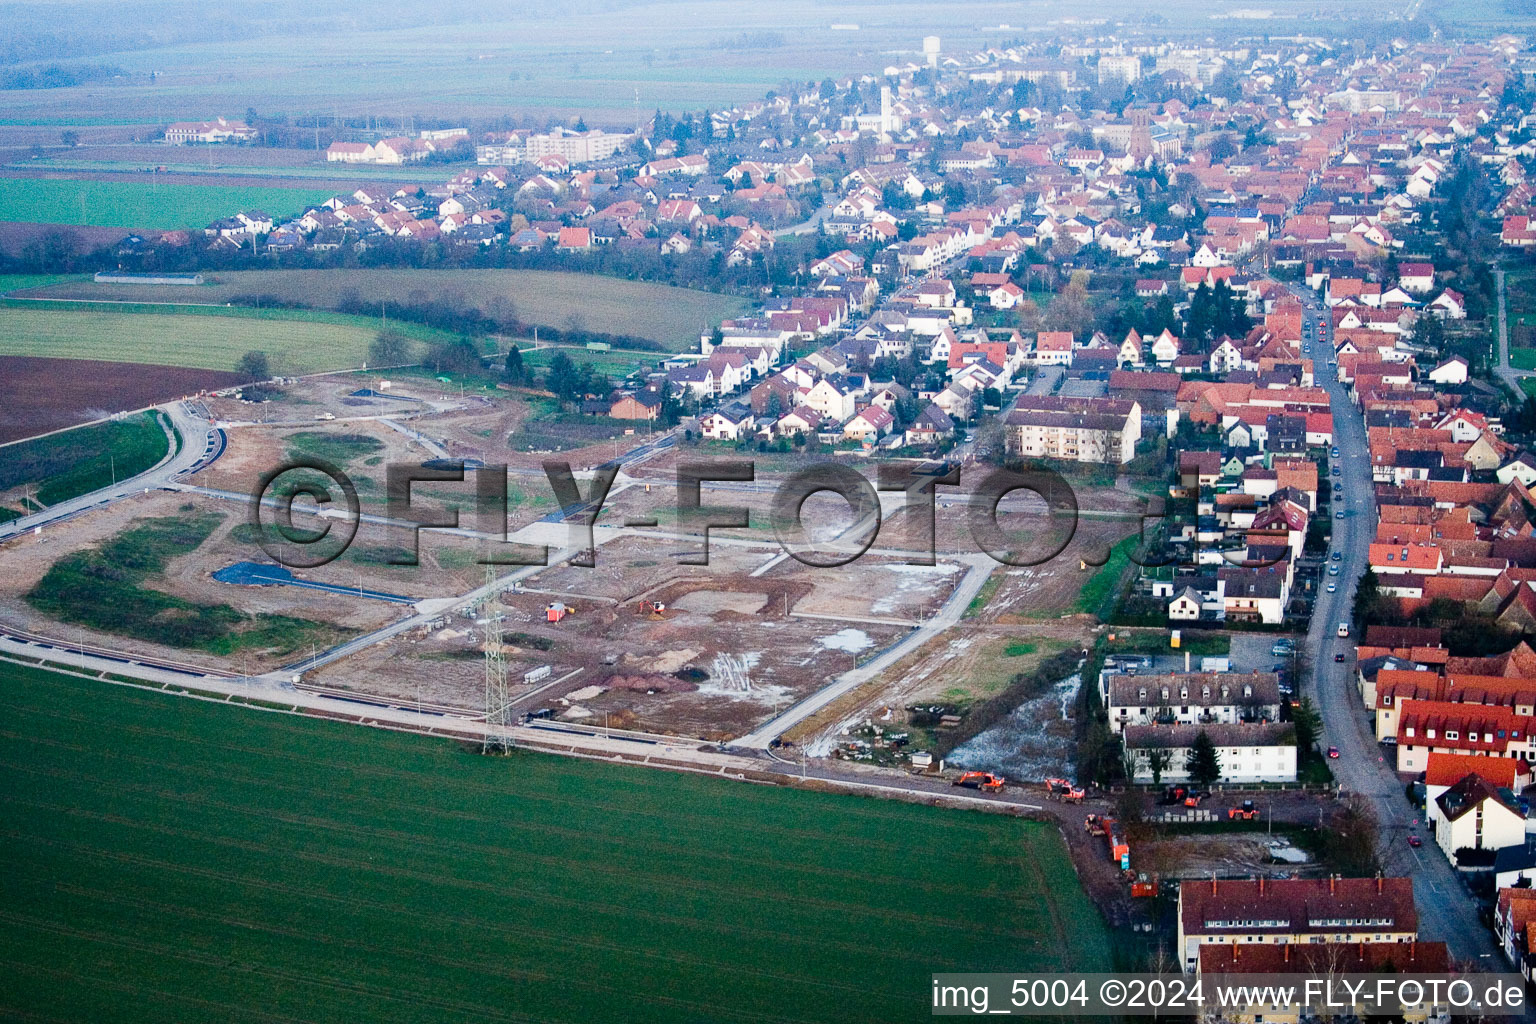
639,599,667,620
952,771,1005,792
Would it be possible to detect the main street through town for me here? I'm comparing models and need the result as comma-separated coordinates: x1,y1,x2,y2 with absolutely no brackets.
1300,291,1499,963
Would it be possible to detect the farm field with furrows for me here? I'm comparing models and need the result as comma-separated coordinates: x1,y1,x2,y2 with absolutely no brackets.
18,268,750,350
0,355,242,443
0,662,1111,1024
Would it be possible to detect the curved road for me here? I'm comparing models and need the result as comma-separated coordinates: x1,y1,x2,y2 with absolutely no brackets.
1299,291,1497,963
0,400,218,543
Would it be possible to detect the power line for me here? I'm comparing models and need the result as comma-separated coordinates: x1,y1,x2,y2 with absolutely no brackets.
483,567,512,754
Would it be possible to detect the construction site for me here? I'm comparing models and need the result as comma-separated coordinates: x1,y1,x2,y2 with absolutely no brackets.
0,373,1149,753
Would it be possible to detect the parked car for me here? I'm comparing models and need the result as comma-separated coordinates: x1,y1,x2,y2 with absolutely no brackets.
1334,652,1346,662
1335,511,1345,519
1329,566,1340,576
1332,552,1342,561
1327,746,1340,758
1408,835,1423,848
1327,583,1337,593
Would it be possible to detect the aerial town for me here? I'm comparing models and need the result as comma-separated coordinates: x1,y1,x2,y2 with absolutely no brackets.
8,3,1536,1020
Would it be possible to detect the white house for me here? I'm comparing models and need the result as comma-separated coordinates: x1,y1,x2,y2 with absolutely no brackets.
1427,355,1469,385
1429,773,1526,863
699,408,755,441
1497,452,1536,487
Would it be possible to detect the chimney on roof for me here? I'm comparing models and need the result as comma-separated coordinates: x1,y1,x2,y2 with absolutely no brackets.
1212,875,1218,895
1376,873,1382,894
1259,876,1265,895
1330,875,1336,895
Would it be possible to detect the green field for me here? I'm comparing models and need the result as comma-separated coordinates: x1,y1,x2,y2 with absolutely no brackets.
23,268,748,350
519,344,657,379
0,305,429,375
0,273,83,294
1510,347,1536,371
1073,533,1143,617
0,410,171,511
0,178,337,230
0,661,1110,1023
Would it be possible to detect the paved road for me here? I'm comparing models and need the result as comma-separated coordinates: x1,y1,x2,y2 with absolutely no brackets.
0,400,217,542
772,201,832,238
1494,267,1532,394
1026,365,1064,396
1298,291,1498,964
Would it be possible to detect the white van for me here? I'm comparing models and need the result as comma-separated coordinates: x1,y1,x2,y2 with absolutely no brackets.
1337,622,1350,638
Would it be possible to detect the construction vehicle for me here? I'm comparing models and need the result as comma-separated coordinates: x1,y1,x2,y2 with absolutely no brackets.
1183,791,1205,808
1044,777,1084,802
639,599,667,619
1160,785,1190,805
1104,817,1130,871
1131,875,1159,899
952,771,1005,792
1084,814,1130,869
1229,800,1259,821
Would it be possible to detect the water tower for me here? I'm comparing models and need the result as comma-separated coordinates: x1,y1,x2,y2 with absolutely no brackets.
923,36,941,69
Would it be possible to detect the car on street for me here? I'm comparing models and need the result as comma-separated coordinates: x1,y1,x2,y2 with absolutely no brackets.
1327,582,1337,593
1331,447,1341,458
1327,746,1340,758
1334,652,1346,662
1408,835,1423,848
1331,551,1342,560
1329,565,1340,576
1335,511,1345,519
1271,641,1294,655
1331,466,1340,476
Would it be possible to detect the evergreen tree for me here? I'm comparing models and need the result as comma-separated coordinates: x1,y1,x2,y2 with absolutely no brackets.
1353,567,1384,629
545,351,581,404
1185,730,1222,788
503,344,525,384
1292,696,1322,757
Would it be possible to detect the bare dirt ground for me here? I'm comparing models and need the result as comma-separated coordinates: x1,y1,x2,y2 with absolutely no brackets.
307,525,916,741
971,520,1143,623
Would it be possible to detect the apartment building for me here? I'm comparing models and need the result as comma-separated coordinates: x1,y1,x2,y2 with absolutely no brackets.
1003,396,1141,464
1105,671,1281,733
1177,876,1418,971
